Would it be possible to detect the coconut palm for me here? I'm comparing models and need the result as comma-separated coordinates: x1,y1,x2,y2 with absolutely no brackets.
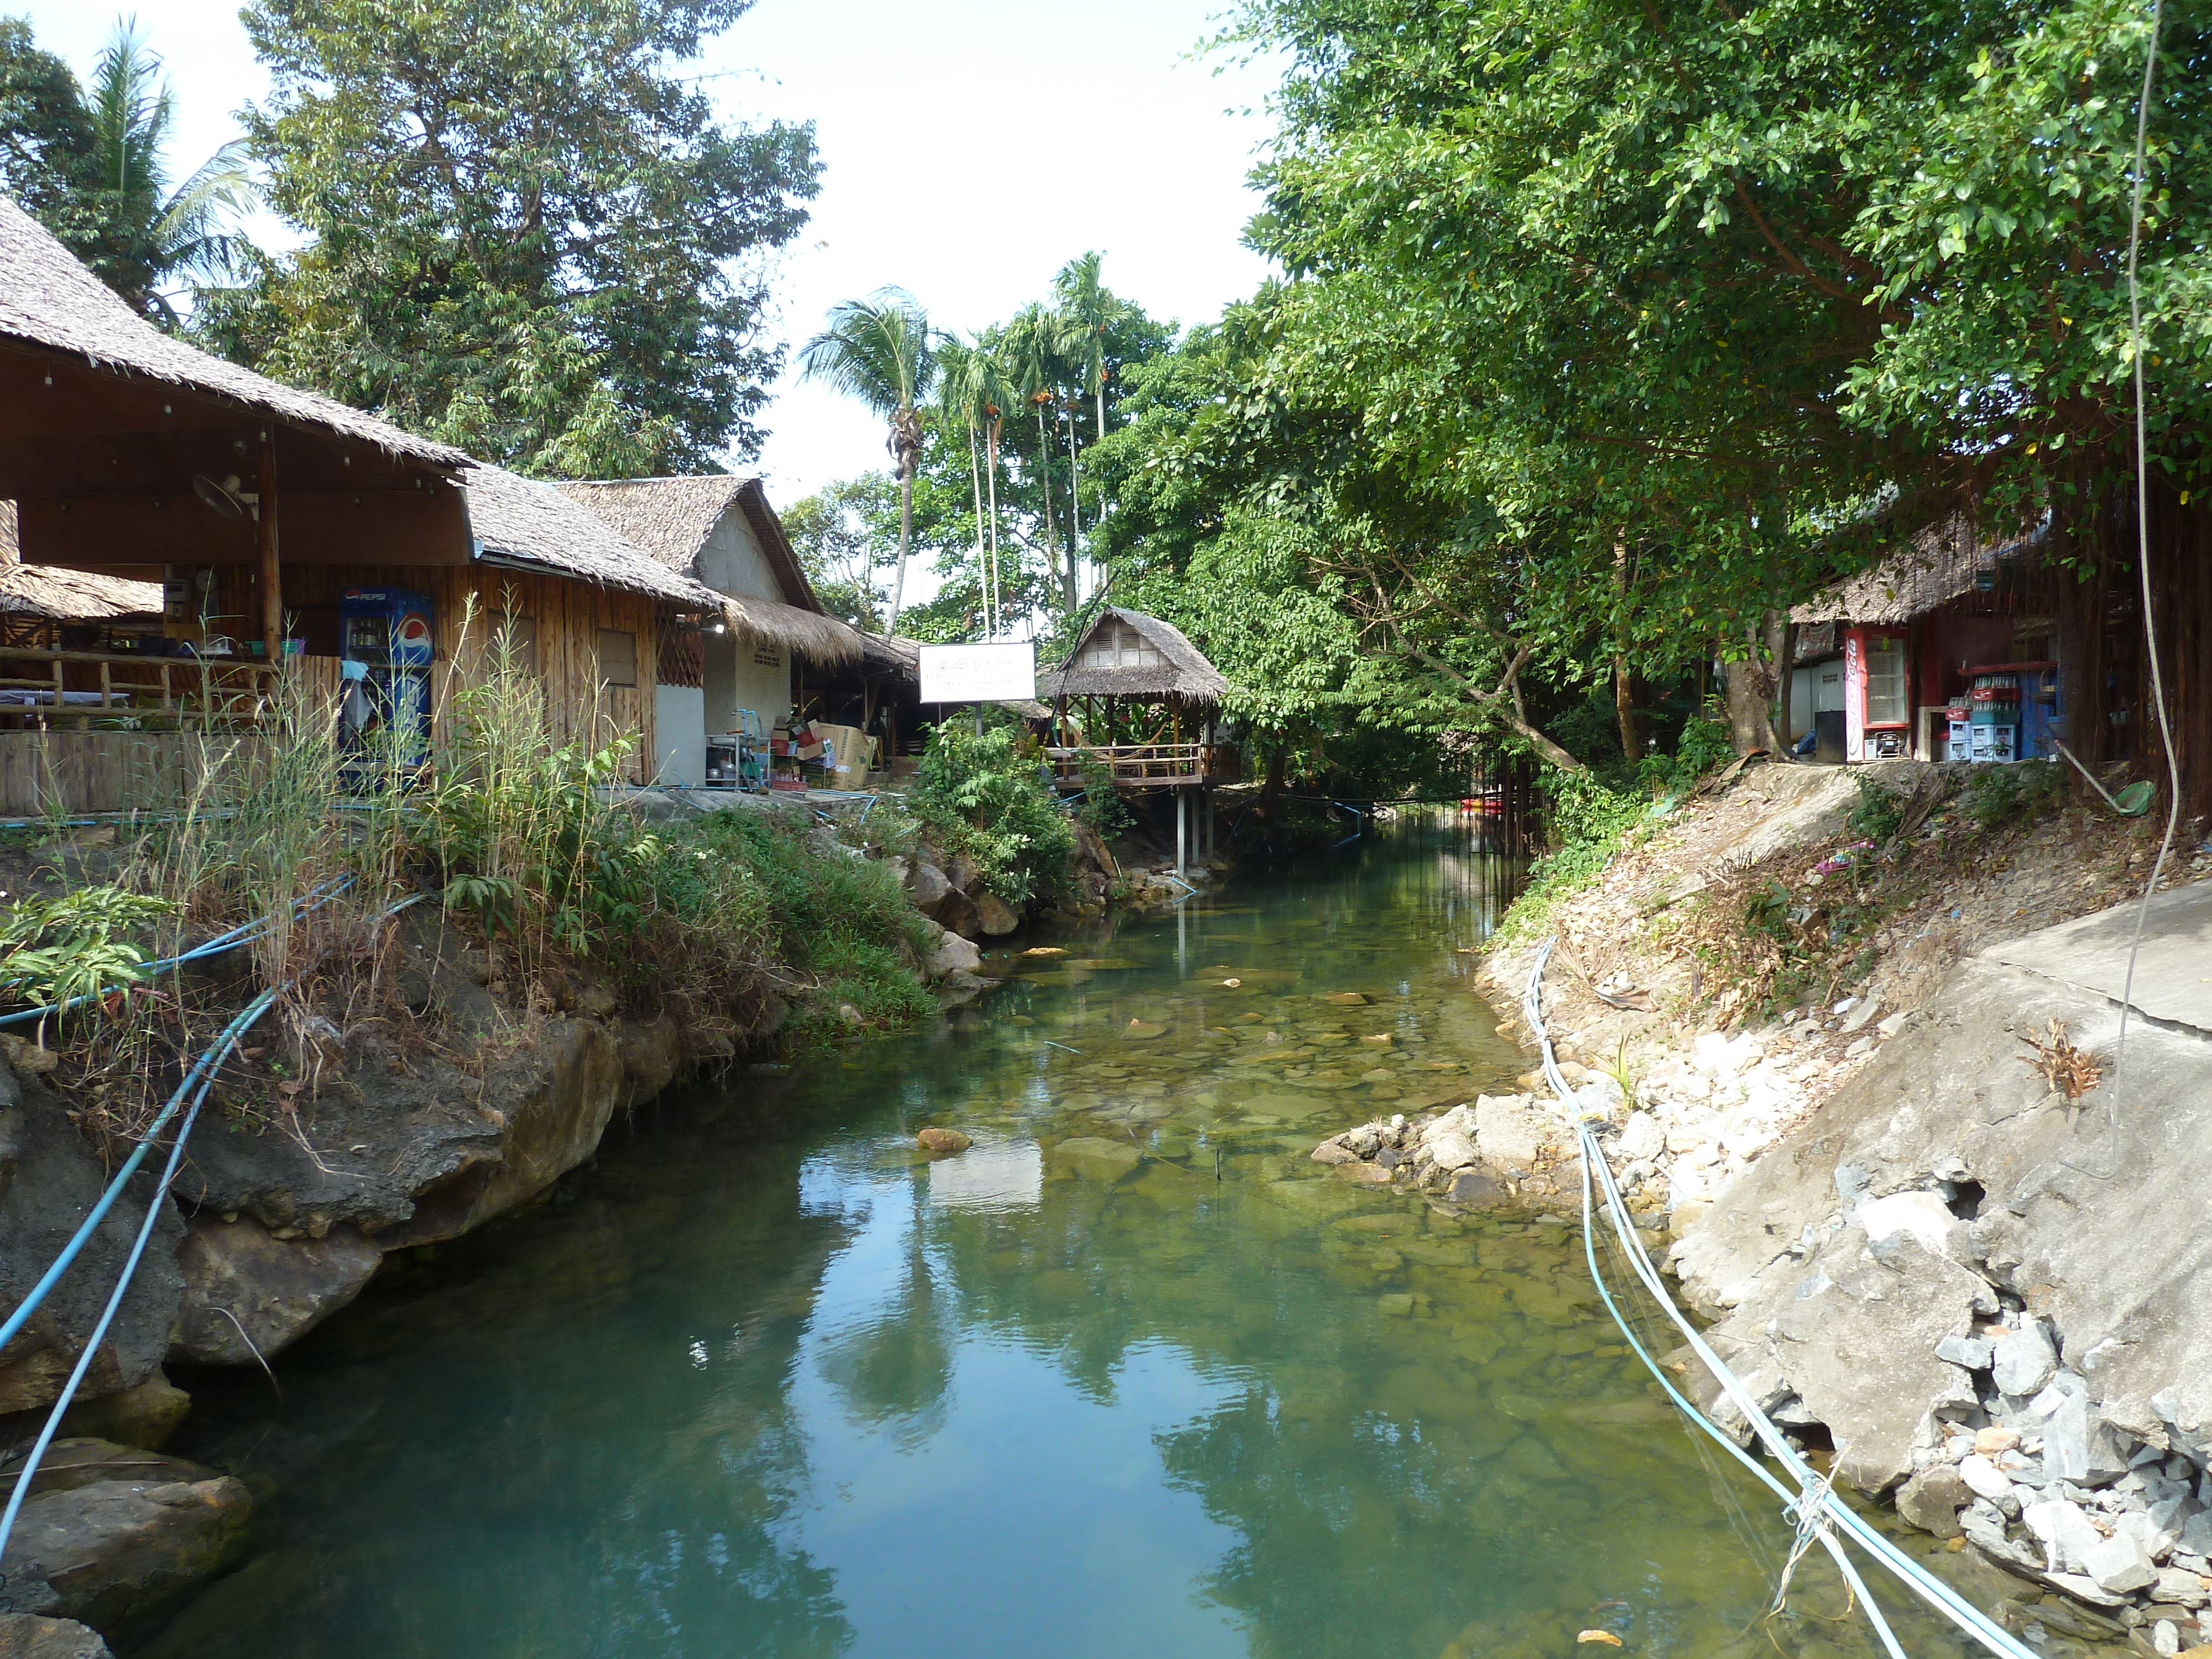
800,290,938,634
27,18,258,326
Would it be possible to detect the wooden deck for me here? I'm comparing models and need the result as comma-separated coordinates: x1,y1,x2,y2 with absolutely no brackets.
1050,743,1239,789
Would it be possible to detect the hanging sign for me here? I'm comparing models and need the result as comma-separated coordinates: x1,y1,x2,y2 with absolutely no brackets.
919,641,1036,704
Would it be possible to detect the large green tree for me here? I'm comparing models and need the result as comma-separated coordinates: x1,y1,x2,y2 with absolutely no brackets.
200,0,818,478
0,17,255,325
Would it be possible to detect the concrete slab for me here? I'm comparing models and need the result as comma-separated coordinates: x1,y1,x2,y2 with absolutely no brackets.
1982,877,2212,1035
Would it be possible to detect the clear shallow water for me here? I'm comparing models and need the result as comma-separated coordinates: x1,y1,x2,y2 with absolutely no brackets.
148,816,1981,1659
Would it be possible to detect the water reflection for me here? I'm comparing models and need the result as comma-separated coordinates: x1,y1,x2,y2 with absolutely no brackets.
149,815,1976,1659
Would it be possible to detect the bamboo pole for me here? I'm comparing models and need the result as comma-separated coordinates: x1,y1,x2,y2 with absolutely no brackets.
257,429,282,663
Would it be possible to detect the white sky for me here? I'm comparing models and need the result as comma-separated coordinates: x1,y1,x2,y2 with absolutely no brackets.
12,0,1283,509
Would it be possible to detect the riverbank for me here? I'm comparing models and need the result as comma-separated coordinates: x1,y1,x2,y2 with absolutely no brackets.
1474,757,2212,1644
0,776,1161,1649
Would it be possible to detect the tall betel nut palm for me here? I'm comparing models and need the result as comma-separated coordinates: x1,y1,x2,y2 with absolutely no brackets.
801,290,938,635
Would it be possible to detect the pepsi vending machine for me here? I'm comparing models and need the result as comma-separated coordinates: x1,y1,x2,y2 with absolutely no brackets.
338,587,434,781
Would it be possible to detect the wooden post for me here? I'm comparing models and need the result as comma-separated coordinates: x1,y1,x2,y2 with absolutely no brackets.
257,429,281,664
1176,787,1187,878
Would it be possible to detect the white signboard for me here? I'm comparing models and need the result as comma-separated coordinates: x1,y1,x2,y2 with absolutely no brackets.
919,641,1036,705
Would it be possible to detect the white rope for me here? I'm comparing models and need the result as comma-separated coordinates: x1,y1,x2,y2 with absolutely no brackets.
1529,939,2038,1659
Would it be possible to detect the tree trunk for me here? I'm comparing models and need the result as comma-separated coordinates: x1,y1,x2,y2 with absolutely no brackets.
1095,382,1107,443
1764,609,1797,755
1259,743,1288,818
1614,658,1643,766
967,424,988,638
1722,631,1775,756
985,424,1001,635
1034,406,1063,613
1064,407,1081,612
889,465,912,636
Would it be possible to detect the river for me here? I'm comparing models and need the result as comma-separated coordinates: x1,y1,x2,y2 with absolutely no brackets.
144,813,1981,1659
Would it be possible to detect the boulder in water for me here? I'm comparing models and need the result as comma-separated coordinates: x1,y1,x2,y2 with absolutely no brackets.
916,1128,972,1156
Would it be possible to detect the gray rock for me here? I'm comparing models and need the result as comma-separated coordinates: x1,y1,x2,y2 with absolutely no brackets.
1992,1319,2059,1397
2025,1497,2105,1573
0,1476,251,1631
1896,1464,1972,1537
2180,1510,2212,1557
2044,1571,2130,1608
1424,1126,1479,1173
907,863,951,916
2081,1531,2160,1594
1685,1225,1996,1493
0,1441,210,1503
1959,1453,2017,1512
0,1615,114,1658
2154,1566,2209,1608
2037,1371,2132,1485
1936,1333,1993,1370
922,930,982,980
170,1214,382,1368
56,1374,189,1452
1444,1166,1506,1206
972,890,1020,936
0,1062,182,1417
1668,924,2212,1499
1473,1094,1549,1172
935,890,982,940
2154,1619,2181,1657
1615,1112,1662,1162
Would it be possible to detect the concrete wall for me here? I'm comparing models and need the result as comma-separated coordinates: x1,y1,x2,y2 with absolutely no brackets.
693,505,794,733
654,685,705,785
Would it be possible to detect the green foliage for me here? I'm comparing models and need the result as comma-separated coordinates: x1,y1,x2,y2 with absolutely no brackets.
0,16,255,324
660,811,932,1039
1068,752,1131,838
910,727,1075,905
1494,773,1646,942
1847,776,1907,843
199,0,819,476
784,475,896,629
1639,717,1735,800
0,885,178,1013
1964,760,2071,831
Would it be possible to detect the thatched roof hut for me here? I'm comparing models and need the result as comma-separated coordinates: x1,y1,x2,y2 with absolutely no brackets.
555,474,860,666
1792,516,2032,627
0,503,160,621
1040,607,1229,706
0,195,466,470
465,466,718,610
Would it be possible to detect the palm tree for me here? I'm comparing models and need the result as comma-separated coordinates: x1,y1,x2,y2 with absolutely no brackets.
1053,252,1117,442
800,290,937,635
74,18,257,326
1006,304,1083,614
937,336,1018,638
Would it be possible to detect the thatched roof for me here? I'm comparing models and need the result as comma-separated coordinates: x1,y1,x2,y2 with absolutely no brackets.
0,504,160,619
0,196,467,469
554,474,822,610
1040,607,1229,706
466,468,859,663
1792,516,2027,626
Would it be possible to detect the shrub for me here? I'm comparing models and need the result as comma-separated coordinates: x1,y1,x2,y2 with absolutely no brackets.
1847,774,1906,842
1638,716,1734,799
1964,760,2069,831
909,726,1075,904
1495,770,1645,941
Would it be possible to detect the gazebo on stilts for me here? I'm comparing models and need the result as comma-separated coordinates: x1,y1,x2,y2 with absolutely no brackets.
1040,607,1237,877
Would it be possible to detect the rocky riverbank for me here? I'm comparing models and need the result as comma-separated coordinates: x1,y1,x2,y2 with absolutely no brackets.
0,820,1016,1651
1473,755,2212,1644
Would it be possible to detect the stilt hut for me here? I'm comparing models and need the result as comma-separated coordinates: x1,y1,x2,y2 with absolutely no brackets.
1039,606,1236,873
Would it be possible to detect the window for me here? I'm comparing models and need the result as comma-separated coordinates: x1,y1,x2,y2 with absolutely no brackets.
1864,635,1907,727
1079,621,1164,671
597,628,638,688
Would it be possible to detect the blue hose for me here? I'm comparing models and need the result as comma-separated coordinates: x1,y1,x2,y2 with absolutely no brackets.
0,989,275,1561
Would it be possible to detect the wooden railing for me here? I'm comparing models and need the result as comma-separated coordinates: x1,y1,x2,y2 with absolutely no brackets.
0,646,288,731
1050,743,1240,787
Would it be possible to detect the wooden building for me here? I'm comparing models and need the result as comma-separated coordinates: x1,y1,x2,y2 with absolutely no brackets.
556,474,862,784
1040,607,1237,875
1786,519,2062,765
0,196,731,811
